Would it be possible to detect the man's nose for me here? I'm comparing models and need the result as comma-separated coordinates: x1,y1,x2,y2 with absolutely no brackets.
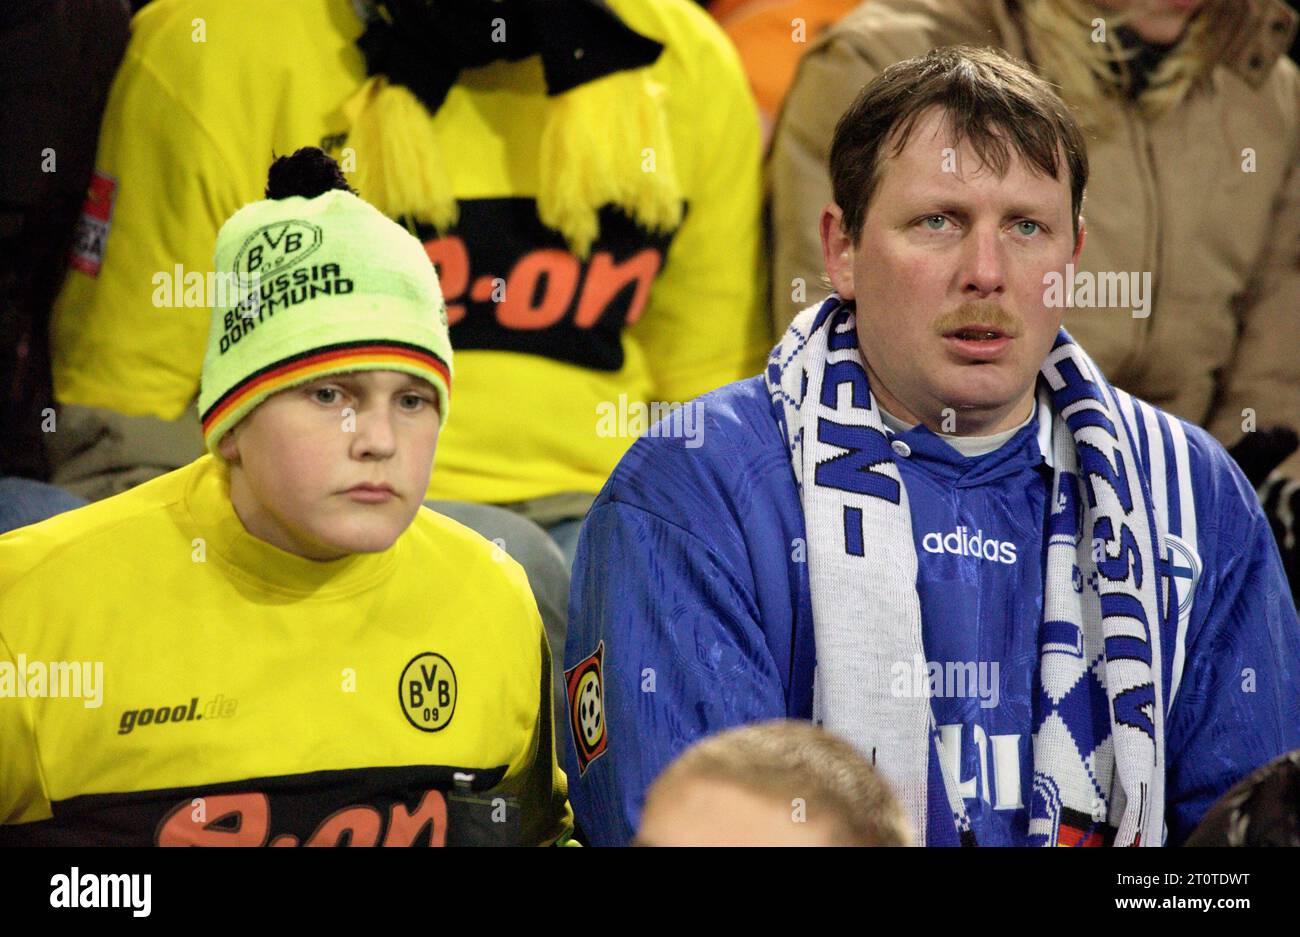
960,226,1006,299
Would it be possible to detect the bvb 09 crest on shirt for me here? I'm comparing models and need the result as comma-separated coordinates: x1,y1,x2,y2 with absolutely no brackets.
399,652,457,732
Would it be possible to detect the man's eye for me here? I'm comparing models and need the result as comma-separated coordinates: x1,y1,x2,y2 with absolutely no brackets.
312,387,341,405
922,215,950,231
1015,220,1041,236
398,394,429,411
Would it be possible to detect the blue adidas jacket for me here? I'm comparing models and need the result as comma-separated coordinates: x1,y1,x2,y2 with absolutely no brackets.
563,375,1300,846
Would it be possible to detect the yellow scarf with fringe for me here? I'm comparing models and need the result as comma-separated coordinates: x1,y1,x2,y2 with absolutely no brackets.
341,64,682,259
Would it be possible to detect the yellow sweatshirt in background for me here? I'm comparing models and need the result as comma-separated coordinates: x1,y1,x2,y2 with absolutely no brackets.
51,0,768,503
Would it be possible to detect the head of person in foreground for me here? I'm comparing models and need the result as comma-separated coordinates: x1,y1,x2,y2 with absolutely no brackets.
635,720,912,846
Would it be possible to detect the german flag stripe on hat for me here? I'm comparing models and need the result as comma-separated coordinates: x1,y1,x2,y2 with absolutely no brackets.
201,339,451,436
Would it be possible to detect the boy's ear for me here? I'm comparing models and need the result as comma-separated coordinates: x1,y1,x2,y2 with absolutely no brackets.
217,425,240,464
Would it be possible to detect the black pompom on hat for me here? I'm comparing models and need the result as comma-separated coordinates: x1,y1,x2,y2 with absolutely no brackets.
264,147,357,200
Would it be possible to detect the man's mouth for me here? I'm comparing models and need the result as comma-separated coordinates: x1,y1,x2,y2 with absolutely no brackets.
944,325,1009,341
942,325,1015,361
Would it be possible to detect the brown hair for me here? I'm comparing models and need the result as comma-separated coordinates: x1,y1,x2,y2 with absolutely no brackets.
829,45,1089,245
646,719,911,846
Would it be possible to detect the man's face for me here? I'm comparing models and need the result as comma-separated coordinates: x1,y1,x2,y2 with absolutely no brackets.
821,106,1084,435
1094,0,1207,45
218,369,441,560
636,776,841,846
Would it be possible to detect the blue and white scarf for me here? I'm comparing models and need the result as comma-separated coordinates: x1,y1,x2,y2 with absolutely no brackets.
766,297,1167,847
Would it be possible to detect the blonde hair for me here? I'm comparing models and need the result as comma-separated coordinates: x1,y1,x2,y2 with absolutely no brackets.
1020,0,1233,135
646,719,912,846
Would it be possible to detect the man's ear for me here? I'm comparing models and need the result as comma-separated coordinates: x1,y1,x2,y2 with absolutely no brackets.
820,203,857,301
1072,215,1086,266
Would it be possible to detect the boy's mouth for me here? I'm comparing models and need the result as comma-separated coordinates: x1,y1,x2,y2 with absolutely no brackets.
344,483,396,503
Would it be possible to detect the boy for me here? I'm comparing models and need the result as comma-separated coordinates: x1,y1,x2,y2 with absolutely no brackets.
0,150,572,846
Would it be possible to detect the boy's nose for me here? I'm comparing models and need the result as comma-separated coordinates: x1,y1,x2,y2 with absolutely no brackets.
352,410,398,459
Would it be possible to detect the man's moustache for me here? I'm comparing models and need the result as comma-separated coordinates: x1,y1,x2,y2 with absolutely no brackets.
933,304,1024,338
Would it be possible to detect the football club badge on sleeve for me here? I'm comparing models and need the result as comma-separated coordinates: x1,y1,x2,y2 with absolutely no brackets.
565,642,607,774
70,171,117,277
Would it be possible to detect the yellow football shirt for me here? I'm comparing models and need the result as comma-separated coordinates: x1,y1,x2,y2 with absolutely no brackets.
0,455,572,845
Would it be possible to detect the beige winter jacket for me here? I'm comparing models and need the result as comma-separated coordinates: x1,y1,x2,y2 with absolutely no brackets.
769,0,1300,474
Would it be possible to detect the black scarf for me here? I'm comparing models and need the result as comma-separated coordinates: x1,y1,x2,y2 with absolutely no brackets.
357,0,664,116
1112,23,1178,99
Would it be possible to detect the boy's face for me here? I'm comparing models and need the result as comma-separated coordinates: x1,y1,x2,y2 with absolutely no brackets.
218,369,441,561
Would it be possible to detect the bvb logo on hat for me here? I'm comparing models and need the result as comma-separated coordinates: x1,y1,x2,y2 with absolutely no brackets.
234,219,323,278
565,642,607,774
198,147,454,458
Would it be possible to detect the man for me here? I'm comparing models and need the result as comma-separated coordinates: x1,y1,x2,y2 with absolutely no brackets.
768,0,1300,586
635,720,910,846
564,47,1300,846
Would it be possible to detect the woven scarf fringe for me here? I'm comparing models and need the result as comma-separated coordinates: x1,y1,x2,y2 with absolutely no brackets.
339,69,682,258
